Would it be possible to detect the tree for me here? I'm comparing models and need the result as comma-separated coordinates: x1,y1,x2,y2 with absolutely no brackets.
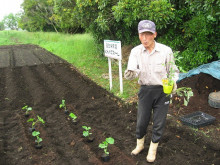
0,21,5,31
3,13,19,30
51,0,83,33
20,0,58,32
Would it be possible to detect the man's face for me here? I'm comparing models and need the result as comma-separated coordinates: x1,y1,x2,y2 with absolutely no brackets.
139,31,157,50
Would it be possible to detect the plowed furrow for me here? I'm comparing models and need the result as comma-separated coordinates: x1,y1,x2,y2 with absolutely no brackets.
13,48,41,67
32,48,65,64
3,111,35,165
49,64,101,99
0,68,6,109
33,64,74,101
0,49,10,68
20,66,56,107
4,67,33,108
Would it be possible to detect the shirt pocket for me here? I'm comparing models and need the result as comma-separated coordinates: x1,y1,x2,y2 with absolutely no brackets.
154,63,164,73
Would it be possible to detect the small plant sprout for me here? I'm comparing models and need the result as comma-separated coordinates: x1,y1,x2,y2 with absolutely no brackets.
32,131,43,149
22,105,32,116
59,99,67,110
162,61,176,86
59,99,69,114
99,137,114,156
82,126,92,137
27,115,45,130
69,112,77,122
176,87,194,106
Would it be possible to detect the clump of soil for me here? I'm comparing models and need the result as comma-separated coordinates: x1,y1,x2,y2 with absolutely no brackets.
0,44,219,165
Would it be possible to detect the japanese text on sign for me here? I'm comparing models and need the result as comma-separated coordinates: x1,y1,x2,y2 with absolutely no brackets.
104,40,122,60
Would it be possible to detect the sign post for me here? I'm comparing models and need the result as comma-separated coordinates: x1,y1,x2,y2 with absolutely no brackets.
104,40,123,94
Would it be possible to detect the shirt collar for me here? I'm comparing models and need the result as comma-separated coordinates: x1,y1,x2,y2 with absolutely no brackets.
154,41,160,52
142,41,160,54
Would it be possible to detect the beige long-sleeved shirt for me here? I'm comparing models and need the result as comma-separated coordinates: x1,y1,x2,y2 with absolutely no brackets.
127,42,179,85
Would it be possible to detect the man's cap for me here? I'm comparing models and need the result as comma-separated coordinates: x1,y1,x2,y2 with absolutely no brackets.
138,20,156,33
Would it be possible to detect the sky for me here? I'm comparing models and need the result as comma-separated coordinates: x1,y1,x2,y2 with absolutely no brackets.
0,0,24,21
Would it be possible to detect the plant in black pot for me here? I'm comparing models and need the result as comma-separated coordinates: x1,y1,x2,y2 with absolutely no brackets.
99,137,114,162
82,126,94,142
27,115,45,132
69,112,78,124
22,105,32,117
59,99,69,115
32,131,43,149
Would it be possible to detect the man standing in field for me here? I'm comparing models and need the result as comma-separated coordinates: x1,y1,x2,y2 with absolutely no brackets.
124,20,179,162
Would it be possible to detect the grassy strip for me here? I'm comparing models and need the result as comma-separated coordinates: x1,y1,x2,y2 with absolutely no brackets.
0,30,139,102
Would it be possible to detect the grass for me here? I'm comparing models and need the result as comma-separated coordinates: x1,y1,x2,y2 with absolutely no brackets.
0,30,139,101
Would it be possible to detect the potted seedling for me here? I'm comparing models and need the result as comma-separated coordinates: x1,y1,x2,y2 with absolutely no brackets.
69,112,78,124
59,99,69,115
32,131,43,149
22,105,32,117
82,126,94,142
27,115,45,132
99,137,115,162
162,61,176,94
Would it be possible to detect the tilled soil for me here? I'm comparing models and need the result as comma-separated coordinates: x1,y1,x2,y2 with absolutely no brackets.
0,44,219,165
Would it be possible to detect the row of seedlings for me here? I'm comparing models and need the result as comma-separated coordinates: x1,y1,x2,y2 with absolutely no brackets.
59,99,115,162
21,105,45,149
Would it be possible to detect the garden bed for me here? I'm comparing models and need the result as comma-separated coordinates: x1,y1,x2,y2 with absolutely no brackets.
0,44,219,165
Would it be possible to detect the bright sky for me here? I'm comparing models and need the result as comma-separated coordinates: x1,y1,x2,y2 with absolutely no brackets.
0,0,24,21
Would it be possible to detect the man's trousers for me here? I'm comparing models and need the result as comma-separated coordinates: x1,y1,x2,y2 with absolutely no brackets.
136,85,170,143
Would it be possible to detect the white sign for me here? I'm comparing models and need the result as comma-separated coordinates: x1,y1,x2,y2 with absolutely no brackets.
104,40,123,94
104,40,122,60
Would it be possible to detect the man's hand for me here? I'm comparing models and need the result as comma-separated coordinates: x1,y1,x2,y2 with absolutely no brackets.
172,82,177,94
124,70,136,80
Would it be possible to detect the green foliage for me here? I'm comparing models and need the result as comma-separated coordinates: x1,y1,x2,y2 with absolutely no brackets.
82,126,92,137
113,0,175,29
176,87,194,106
59,99,66,110
32,131,43,145
2,13,19,30
69,113,77,120
18,0,219,70
20,0,58,32
99,137,114,155
0,22,5,31
27,115,45,129
22,105,32,115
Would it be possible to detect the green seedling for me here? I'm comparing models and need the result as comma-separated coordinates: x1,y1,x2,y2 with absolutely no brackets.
162,61,176,86
99,137,114,155
176,87,193,106
59,99,67,110
27,115,45,129
82,126,92,138
69,112,77,121
22,105,32,115
32,131,42,145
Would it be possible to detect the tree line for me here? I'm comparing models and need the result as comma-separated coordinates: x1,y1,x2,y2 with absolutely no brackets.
1,0,219,71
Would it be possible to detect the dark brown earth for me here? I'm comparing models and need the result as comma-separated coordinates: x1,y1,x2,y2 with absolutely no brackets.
0,44,219,165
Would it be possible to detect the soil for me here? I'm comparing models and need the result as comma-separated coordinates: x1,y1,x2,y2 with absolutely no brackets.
0,44,219,165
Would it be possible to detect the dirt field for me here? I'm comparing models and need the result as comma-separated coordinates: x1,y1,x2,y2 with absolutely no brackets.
0,44,219,165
